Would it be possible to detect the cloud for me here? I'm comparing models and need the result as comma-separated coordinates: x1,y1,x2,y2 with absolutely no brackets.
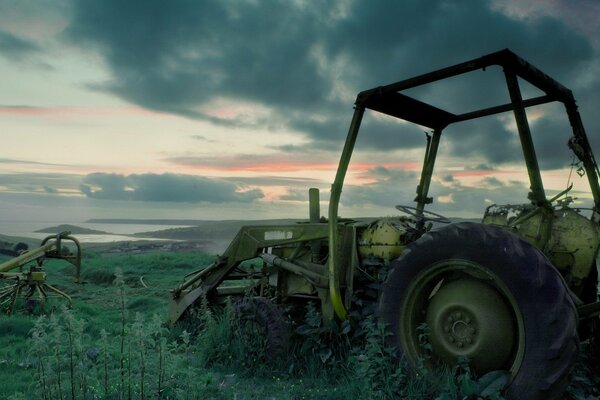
342,167,420,208
79,172,264,203
0,158,67,167
0,172,82,194
0,30,40,58
223,176,323,188
190,134,215,143
430,179,531,215
279,188,309,202
340,165,532,217
445,118,522,165
62,0,597,163
492,0,600,50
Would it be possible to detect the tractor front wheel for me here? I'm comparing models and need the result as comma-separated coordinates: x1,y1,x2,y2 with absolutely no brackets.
379,222,578,400
233,297,291,363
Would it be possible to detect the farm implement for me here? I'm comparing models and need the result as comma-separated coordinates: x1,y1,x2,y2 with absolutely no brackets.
169,49,600,400
0,231,81,314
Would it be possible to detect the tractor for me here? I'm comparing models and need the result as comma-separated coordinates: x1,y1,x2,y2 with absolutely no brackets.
168,49,600,400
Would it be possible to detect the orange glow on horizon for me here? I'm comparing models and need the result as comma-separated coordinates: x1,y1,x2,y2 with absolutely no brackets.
173,161,422,174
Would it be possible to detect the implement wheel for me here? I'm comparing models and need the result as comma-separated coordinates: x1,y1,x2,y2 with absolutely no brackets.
234,297,290,362
379,222,578,400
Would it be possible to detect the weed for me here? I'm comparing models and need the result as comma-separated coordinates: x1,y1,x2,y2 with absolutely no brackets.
293,301,351,376
115,267,128,398
29,315,50,400
82,269,116,285
8,251,594,399
100,328,109,398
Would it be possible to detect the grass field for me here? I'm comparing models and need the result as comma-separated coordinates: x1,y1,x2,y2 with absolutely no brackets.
0,248,598,399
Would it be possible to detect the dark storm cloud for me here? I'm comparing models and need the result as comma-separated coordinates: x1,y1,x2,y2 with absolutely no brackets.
444,118,522,164
343,168,420,207
431,179,531,215
0,31,39,58
289,111,429,151
64,0,597,164
65,0,328,115
529,109,576,170
43,186,58,194
80,172,263,203
341,165,531,215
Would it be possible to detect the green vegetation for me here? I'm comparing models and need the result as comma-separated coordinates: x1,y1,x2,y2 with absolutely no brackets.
0,250,597,399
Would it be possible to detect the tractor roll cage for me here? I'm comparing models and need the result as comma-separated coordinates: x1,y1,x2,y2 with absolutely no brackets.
326,48,600,320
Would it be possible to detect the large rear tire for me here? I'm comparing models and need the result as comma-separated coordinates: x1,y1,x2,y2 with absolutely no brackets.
379,222,578,400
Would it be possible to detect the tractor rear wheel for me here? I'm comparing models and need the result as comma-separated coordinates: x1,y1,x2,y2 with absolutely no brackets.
378,222,578,400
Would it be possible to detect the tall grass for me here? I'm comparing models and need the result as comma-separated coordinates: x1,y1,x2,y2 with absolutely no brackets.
16,289,562,399
3,250,596,399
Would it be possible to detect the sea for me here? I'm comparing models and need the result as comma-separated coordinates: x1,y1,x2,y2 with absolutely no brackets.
0,221,194,243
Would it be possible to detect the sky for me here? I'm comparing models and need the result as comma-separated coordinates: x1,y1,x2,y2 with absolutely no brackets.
1,0,599,223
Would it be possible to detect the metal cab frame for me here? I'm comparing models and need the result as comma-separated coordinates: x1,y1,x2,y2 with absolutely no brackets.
328,48,600,319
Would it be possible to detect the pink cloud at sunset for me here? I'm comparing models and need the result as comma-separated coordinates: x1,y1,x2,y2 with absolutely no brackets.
0,105,173,118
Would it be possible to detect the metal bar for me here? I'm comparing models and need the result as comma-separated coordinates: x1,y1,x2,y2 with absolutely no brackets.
362,53,496,97
308,188,322,263
290,258,327,276
309,188,320,223
504,71,548,206
42,233,82,283
328,105,365,320
415,129,442,229
172,258,224,297
216,283,260,296
358,49,572,106
453,95,554,123
260,253,328,284
43,283,72,307
503,53,573,101
35,284,45,309
7,282,21,315
0,243,54,273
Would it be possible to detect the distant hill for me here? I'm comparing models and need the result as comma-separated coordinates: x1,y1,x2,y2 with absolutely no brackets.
134,218,298,238
86,218,205,225
35,224,110,235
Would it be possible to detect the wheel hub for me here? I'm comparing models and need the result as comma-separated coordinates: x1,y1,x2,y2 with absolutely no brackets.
426,278,516,373
442,310,478,349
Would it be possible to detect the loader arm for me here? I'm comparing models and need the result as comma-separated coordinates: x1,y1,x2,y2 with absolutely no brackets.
168,223,329,324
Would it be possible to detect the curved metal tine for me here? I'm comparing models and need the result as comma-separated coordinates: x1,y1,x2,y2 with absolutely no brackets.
8,283,22,315
42,283,72,307
0,282,19,301
34,285,46,310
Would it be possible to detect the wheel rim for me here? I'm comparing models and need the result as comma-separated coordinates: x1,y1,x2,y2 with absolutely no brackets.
399,260,525,376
